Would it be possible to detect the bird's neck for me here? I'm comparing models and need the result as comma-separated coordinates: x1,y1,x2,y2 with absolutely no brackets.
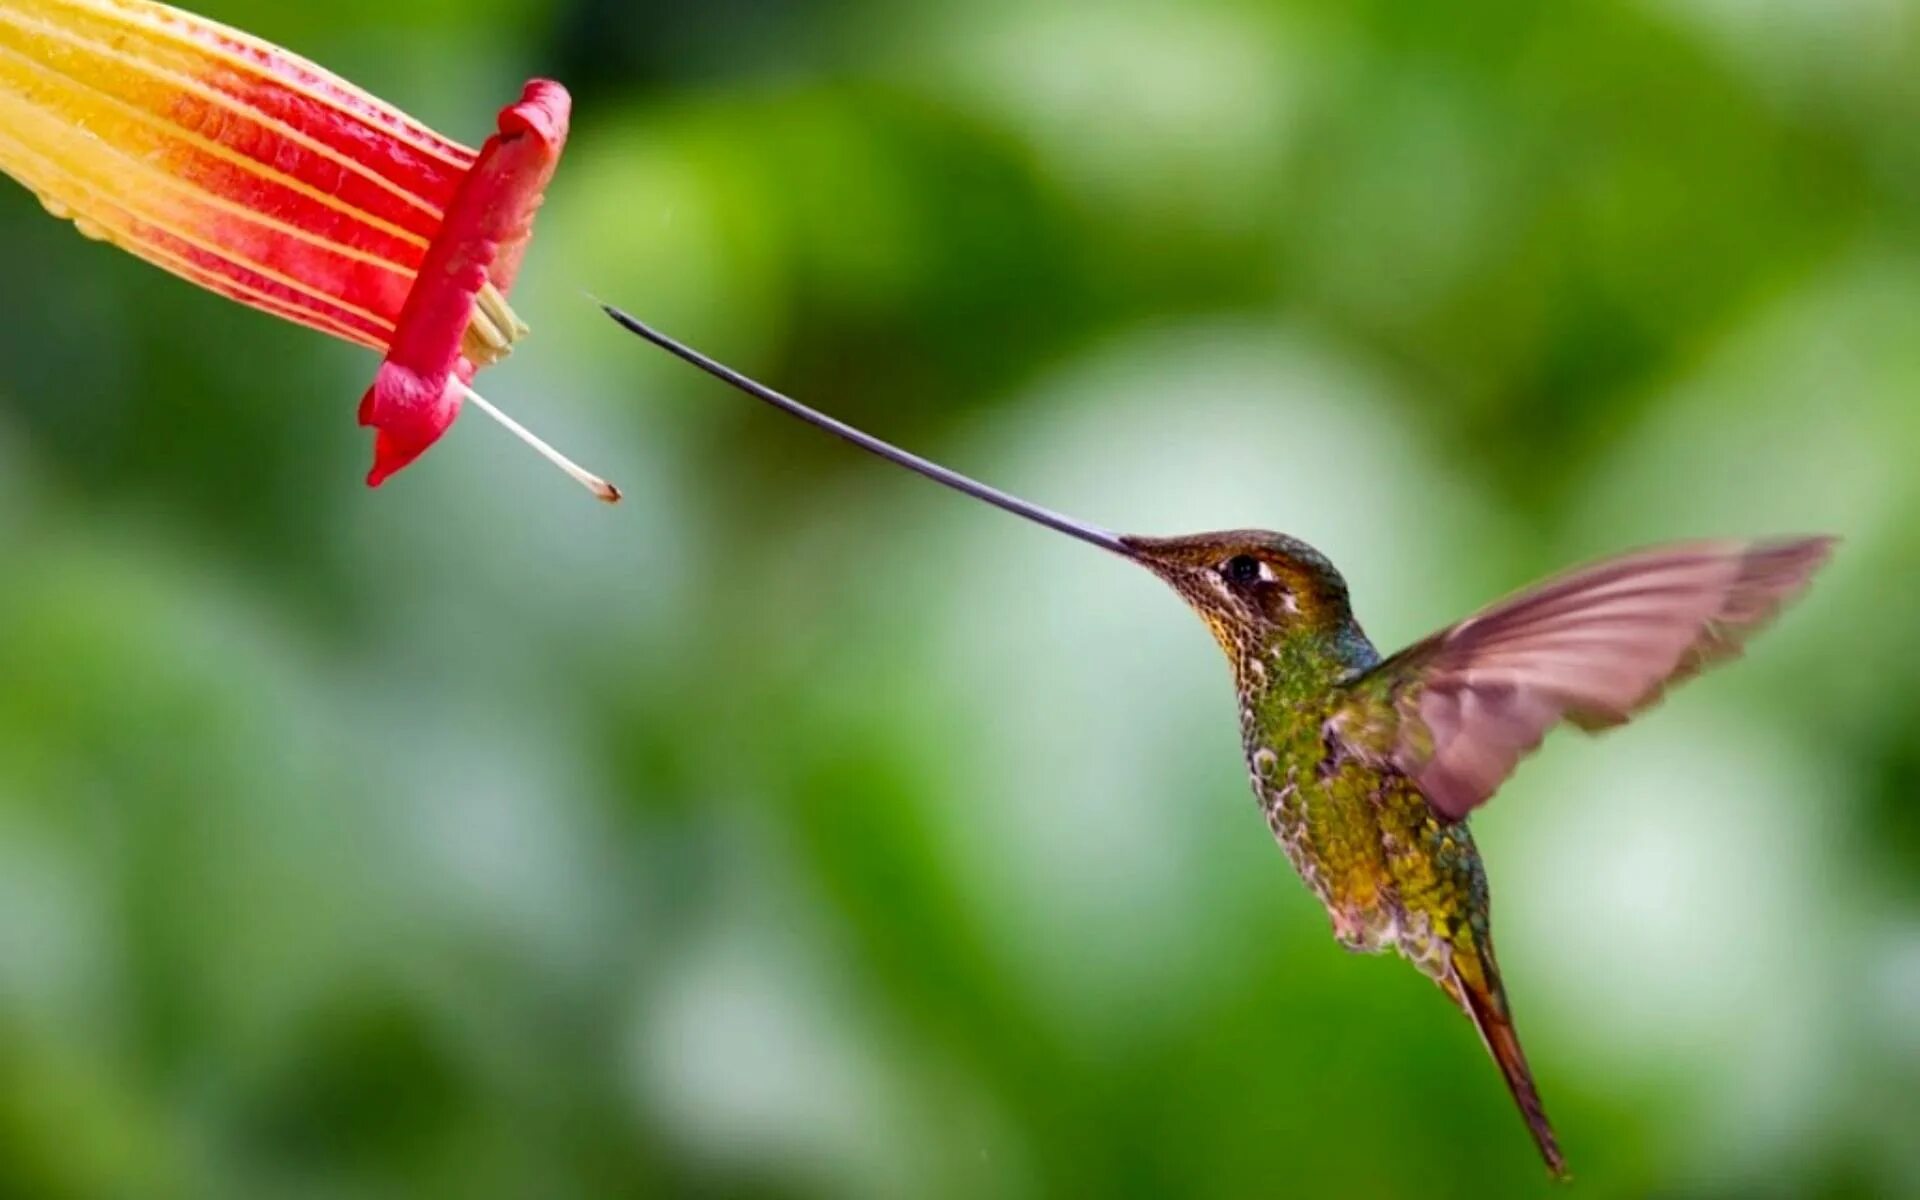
1236,618,1379,711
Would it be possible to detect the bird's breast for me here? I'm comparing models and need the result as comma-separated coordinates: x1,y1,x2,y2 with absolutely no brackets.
1245,716,1400,951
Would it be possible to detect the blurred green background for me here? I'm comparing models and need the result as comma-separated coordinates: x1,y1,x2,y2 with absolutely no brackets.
2,0,1917,1196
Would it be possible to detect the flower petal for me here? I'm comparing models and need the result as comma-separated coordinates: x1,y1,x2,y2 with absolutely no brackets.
0,0,529,356
359,81,571,486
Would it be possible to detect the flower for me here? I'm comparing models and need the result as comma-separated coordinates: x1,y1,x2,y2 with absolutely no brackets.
0,0,616,498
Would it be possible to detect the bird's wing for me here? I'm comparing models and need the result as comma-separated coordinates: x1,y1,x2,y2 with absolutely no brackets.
1332,537,1834,822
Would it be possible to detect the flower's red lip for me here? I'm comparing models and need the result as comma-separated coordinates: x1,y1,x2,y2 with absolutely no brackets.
360,81,571,488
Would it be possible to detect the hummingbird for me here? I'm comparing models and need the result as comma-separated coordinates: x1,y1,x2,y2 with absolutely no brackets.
602,304,1834,1177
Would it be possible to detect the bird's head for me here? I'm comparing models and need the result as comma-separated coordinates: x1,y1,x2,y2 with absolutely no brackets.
1121,530,1355,664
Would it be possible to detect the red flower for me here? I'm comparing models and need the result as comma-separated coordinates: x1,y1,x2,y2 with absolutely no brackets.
0,0,616,499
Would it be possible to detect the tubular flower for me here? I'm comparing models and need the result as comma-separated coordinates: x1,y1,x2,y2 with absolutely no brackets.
0,0,616,498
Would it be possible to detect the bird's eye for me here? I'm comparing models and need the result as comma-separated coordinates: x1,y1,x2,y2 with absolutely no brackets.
1223,554,1263,585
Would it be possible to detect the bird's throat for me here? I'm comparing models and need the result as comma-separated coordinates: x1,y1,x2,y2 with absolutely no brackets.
1235,622,1380,712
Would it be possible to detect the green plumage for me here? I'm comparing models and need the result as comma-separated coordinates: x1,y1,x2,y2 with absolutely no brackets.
1238,601,1495,1000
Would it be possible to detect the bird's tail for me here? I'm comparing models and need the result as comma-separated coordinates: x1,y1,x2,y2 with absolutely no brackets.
1446,939,1568,1179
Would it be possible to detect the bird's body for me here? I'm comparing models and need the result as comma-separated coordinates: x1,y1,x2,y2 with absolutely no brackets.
600,302,1836,1180
1233,598,1401,954
1243,626,1473,970
1242,597,1549,1164
1252,688,1536,1167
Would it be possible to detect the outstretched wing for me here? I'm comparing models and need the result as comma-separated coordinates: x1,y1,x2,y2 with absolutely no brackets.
1336,537,1835,821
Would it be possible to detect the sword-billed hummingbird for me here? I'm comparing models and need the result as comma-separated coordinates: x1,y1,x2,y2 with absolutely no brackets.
603,304,1834,1177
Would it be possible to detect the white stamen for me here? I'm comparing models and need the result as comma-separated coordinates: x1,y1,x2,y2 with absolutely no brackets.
457,381,621,503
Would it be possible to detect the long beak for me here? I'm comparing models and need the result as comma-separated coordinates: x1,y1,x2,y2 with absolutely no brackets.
602,304,1136,558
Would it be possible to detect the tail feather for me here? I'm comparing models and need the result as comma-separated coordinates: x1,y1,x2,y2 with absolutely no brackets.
1448,949,1568,1179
